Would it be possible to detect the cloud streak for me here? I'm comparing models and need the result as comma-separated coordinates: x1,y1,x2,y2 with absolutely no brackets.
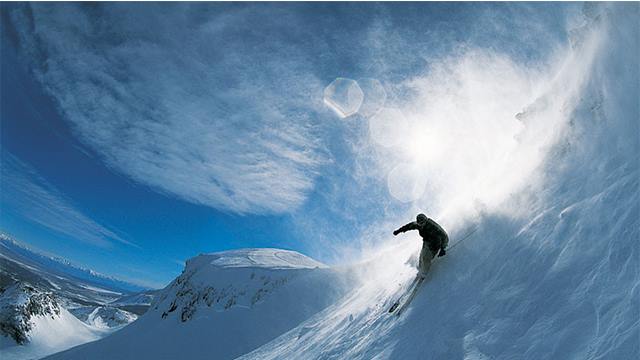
6,3,607,265
0,153,136,248
8,3,328,214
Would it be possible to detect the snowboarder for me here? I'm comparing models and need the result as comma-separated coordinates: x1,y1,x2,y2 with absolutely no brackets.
393,214,448,278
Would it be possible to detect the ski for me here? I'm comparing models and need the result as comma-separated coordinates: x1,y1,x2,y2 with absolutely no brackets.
388,275,422,314
394,276,425,316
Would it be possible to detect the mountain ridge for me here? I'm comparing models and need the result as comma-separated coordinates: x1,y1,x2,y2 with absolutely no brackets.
0,233,149,294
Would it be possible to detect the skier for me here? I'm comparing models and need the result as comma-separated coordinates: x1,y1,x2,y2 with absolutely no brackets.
393,214,448,279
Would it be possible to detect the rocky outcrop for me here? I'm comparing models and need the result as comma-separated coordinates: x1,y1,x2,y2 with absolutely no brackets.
0,282,60,344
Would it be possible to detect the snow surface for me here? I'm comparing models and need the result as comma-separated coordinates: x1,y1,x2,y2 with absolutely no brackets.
190,248,327,270
70,306,138,329
0,306,108,360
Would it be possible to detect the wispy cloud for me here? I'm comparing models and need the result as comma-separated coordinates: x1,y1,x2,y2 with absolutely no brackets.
0,153,136,248
6,3,607,266
8,3,328,214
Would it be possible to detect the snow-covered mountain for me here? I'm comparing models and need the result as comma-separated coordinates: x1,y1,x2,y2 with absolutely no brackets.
69,306,138,329
47,248,355,360
0,282,109,360
0,233,153,310
0,233,146,298
0,233,154,359
0,283,60,345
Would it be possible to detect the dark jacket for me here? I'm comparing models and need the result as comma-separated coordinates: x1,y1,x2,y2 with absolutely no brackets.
396,218,449,254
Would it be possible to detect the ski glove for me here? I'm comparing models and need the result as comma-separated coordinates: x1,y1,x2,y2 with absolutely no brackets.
393,230,400,236
438,248,446,257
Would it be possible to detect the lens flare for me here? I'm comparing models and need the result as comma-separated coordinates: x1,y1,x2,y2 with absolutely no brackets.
357,78,387,118
369,108,408,148
387,163,427,203
323,78,364,118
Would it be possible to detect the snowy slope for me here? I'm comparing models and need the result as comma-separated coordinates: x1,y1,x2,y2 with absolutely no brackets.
0,283,61,345
0,283,111,360
241,170,637,359
239,5,639,360
1,305,108,360
47,248,354,360
69,306,138,329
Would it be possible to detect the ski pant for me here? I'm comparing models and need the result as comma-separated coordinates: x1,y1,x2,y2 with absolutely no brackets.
418,243,436,278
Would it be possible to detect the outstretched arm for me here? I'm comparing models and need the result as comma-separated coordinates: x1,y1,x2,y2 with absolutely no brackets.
393,222,419,236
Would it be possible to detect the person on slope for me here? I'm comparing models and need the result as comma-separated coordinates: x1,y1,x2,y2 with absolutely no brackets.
393,214,449,278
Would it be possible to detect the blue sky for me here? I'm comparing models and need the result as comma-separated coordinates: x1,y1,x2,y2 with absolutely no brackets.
1,2,578,288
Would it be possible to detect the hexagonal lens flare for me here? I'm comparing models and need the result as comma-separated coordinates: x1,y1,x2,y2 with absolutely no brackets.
357,78,387,118
323,78,364,118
